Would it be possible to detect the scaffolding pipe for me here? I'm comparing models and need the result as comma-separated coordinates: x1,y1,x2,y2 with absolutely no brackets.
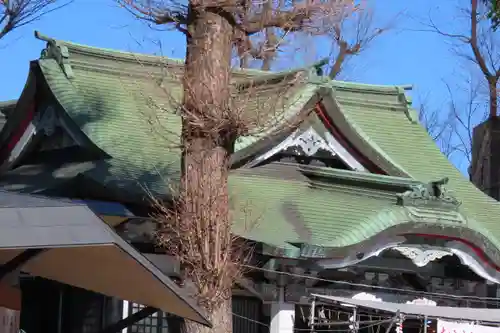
351,307,358,333
309,296,316,332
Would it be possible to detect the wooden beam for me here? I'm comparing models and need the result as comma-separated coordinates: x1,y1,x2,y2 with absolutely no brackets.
353,257,443,275
289,256,444,275
143,254,180,277
0,249,45,281
235,277,264,300
97,306,158,333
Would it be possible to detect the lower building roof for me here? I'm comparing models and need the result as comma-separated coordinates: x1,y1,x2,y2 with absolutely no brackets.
0,190,210,326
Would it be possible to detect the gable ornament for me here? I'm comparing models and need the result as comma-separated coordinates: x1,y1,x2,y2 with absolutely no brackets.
35,31,74,79
393,246,452,267
396,177,461,210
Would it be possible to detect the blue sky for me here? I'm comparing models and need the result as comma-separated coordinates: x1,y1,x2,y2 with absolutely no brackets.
0,0,480,172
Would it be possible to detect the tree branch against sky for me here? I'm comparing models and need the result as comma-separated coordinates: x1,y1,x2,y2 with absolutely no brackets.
413,0,500,175
116,1,354,333
419,77,485,171
424,0,500,118
0,0,71,40
327,3,389,79
418,91,456,159
235,1,391,75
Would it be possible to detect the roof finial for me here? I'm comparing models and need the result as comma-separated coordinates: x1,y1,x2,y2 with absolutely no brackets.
35,31,74,79
312,57,329,76
34,30,51,42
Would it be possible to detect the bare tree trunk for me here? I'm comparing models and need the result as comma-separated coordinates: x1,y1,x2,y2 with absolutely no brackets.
181,6,234,333
488,77,498,118
260,0,277,71
166,298,232,333
185,298,232,333
328,41,348,79
261,27,277,71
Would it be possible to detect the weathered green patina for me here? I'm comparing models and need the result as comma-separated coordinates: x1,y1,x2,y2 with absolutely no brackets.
6,33,500,263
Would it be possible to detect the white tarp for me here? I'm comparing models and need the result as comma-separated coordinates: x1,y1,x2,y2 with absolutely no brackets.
311,294,500,322
437,319,500,333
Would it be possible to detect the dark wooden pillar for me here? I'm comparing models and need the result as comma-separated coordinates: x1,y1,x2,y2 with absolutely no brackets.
470,117,500,200
19,277,62,333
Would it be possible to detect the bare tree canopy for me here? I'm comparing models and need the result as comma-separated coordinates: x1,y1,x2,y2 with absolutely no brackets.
415,0,500,177
0,0,70,40
418,92,456,159
327,3,388,79
118,0,354,69
419,77,486,172
424,0,500,118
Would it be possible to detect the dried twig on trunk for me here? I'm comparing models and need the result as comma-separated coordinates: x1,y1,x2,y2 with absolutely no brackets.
151,186,253,310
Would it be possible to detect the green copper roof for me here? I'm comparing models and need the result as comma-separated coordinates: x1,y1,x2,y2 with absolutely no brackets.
28,34,500,260
36,35,316,196
328,79,500,255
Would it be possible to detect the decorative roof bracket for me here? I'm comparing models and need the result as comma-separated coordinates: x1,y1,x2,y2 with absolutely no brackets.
311,57,329,77
396,177,462,210
35,31,74,79
306,57,332,84
396,86,419,124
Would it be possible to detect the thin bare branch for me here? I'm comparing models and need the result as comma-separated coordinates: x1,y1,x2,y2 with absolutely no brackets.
327,3,390,79
422,0,500,118
0,0,72,40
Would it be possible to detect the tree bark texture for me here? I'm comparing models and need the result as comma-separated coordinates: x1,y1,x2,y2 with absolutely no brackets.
328,41,348,79
181,5,234,333
488,77,498,119
166,299,232,333
185,298,232,333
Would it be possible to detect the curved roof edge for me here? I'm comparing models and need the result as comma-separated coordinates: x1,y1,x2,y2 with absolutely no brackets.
263,222,500,274
331,80,413,93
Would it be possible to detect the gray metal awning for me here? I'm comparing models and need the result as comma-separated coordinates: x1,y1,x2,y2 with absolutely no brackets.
312,294,500,322
0,191,210,326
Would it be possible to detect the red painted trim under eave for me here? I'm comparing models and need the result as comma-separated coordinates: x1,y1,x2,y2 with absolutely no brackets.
0,102,35,165
314,103,386,175
408,233,500,272
312,102,500,272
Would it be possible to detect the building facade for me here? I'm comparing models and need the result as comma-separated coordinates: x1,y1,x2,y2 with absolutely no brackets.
2,32,500,333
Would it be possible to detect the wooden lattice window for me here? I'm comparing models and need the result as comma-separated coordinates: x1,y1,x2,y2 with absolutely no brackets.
127,303,169,333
